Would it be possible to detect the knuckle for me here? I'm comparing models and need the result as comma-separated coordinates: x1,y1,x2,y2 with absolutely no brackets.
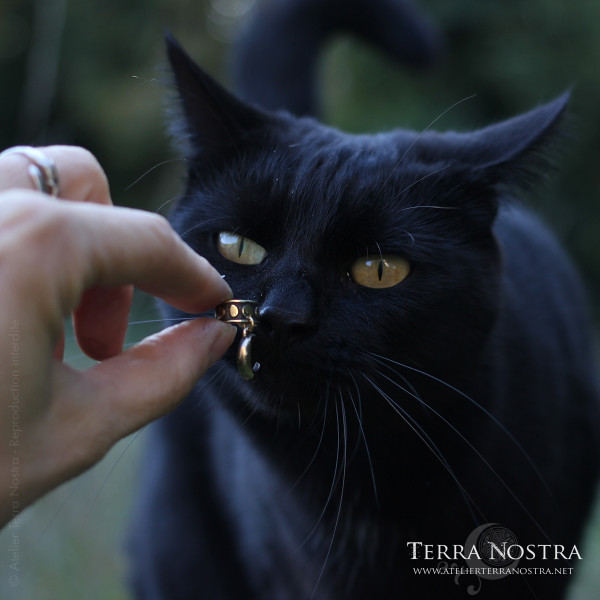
0,193,62,238
51,145,111,203
145,212,178,248
75,147,110,195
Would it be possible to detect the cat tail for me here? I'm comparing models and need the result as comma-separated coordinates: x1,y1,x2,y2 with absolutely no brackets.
232,0,441,117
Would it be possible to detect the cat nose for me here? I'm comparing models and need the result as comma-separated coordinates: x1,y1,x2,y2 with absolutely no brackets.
258,304,316,344
258,283,316,347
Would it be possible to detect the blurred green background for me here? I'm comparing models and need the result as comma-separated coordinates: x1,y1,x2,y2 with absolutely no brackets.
0,0,599,598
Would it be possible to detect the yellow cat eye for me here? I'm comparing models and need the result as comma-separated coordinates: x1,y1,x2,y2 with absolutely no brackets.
217,232,267,265
350,255,410,289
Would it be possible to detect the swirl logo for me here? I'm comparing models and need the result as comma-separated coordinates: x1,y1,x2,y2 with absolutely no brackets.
464,523,520,579
477,525,519,568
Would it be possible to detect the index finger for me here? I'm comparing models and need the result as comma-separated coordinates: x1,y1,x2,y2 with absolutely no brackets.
50,199,232,316
0,145,111,205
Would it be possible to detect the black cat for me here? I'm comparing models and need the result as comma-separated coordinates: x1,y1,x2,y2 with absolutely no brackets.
129,1,599,598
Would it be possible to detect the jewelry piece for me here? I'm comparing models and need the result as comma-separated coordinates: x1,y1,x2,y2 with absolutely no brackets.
215,299,260,380
0,145,60,197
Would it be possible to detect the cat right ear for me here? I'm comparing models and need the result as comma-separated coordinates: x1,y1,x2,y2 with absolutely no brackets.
166,33,268,164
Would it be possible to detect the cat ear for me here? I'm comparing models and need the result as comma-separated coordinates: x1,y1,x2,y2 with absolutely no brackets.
412,95,568,229
166,33,268,163
458,93,569,189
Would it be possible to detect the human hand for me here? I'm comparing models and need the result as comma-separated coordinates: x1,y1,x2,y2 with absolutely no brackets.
0,146,235,527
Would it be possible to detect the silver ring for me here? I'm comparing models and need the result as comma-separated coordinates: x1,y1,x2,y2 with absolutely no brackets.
0,145,60,197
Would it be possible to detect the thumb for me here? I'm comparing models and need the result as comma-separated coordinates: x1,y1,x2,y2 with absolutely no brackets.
85,318,236,439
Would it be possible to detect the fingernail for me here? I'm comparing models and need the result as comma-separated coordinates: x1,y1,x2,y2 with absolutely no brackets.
209,268,232,304
197,255,232,303
218,277,233,303
207,321,237,366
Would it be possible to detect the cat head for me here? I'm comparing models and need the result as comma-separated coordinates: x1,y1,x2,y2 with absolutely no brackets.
164,35,567,418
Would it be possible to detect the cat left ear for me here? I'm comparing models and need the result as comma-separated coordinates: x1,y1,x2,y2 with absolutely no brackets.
463,93,569,189
166,33,268,163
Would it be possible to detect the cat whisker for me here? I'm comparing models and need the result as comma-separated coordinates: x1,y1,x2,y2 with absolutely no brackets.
41,429,146,538
130,74,161,87
39,478,85,540
126,316,188,327
180,221,210,241
367,351,556,502
311,394,348,598
394,163,452,199
398,204,459,212
154,195,184,215
346,371,379,508
125,158,187,191
82,428,146,526
344,385,369,467
379,94,477,190
179,216,230,240
195,362,227,400
370,361,555,543
362,373,482,526
374,358,503,465
287,389,330,496
61,317,194,365
298,393,339,546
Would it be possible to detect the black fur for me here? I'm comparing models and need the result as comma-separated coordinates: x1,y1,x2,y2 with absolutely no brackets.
129,2,599,598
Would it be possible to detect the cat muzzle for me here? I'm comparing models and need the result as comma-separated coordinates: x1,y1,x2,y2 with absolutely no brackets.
215,299,260,380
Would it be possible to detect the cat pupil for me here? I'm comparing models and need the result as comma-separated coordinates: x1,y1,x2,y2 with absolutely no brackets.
378,260,384,281
216,231,267,265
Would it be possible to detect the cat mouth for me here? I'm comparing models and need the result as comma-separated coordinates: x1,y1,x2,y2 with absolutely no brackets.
213,299,359,410
216,327,330,407
215,298,321,382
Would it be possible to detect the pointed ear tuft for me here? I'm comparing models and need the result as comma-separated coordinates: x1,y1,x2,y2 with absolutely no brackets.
165,33,268,164
469,93,570,190
413,94,570,230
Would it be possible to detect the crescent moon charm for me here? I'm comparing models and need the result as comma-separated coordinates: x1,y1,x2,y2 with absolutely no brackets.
215,299,261,380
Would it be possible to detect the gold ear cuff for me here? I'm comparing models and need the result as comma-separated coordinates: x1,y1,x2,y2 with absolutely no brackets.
215,299,260,380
